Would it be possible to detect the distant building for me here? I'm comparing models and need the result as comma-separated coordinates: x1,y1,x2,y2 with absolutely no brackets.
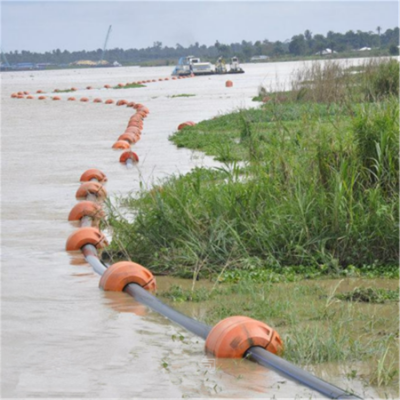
358,47,372,52
16,62,35,70
250,55,269,62
315,48,337,56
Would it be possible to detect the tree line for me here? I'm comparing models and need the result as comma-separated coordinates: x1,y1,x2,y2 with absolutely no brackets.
3,27,399,65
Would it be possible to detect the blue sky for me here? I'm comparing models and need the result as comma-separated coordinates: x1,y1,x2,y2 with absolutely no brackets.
1,1,398,52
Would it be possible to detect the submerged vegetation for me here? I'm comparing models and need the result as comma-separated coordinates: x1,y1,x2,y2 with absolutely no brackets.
113,83,145,89
158,277,399,390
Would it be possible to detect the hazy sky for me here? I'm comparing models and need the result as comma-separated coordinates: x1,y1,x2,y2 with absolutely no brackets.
1,1,398,52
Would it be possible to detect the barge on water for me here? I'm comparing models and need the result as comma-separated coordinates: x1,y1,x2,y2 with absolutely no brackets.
172,56,244,76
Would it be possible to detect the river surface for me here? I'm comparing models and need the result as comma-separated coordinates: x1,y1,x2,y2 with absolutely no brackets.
1,59,384,398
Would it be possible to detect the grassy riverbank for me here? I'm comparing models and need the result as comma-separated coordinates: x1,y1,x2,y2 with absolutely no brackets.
104,59,399,392
107,59,399,276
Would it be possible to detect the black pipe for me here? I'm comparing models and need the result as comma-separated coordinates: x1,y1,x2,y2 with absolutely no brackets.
124,283,211,339
246,347,361,399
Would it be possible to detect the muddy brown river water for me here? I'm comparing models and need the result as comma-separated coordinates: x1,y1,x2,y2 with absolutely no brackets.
1,60,390,398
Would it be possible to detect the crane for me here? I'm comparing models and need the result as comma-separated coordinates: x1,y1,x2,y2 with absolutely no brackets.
99,25,112,64
1,48,11,68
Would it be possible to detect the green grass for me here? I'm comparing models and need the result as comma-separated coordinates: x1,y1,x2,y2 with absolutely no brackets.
106,95,399,275
170,93,196,98
157,277,399,390
336,287,399,303
113,83,146,89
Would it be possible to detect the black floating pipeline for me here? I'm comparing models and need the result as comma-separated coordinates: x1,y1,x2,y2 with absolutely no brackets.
65,169,362,400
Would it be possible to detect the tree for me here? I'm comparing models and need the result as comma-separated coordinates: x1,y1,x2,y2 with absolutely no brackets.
289,35,306,55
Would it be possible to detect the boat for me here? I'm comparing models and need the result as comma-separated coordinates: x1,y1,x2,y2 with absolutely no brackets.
171,56,244,76
228,57,244,74
172,56,214,76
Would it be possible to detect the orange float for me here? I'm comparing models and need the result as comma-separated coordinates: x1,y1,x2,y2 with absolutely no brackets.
116,99,128,106
120,151,139,163
11,93,17,98
53,96,61,101
178,121,196,130
26,95,34,99
80,168,107,183
65,227,108,251
36,90,43,94
76,182,107,199
17,94,25,99
68,201,104,221
71,87,78,91
105,99,114,104
23,91,29,95
226,80,233,87
205,316,283,358
104,84,111,89
80,97,89,102
99,261,156,292
93,98,102,103
38,96,46,100
118,133,138,144
86,86,93,90
54,89,60,93
125,127,142,135
112,140,131,150
68,97,76,101
118,83,125,87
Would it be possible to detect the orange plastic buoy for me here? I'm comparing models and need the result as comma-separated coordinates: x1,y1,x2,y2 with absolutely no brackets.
71,87,78,91
80,97,89,102
93,98,102,103
125,127,142,135
118,133,138,144
86,86,93,90
118,83,125,88
54,89,60,93
105,99,114,104
126,102,135,108
68,201,104,221
80,168,107,183
205,316,283,359
225,80,233,87
120,151,139,163
178,121,196,130
65,227,108,251
112,140,131,150
17,94,25,99
99,261,156,292
26,95,34,99
104,84,111,89
76,182,107,200
11,93,18,98
128,121,143,129
36,90,43,94
23,91,29,95
67,97,76,101
116,99,128,106
53,96,61,101
38,96,46,100
152,79,156,82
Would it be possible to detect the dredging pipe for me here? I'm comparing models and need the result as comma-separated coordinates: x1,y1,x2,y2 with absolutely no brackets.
67,171,362,400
